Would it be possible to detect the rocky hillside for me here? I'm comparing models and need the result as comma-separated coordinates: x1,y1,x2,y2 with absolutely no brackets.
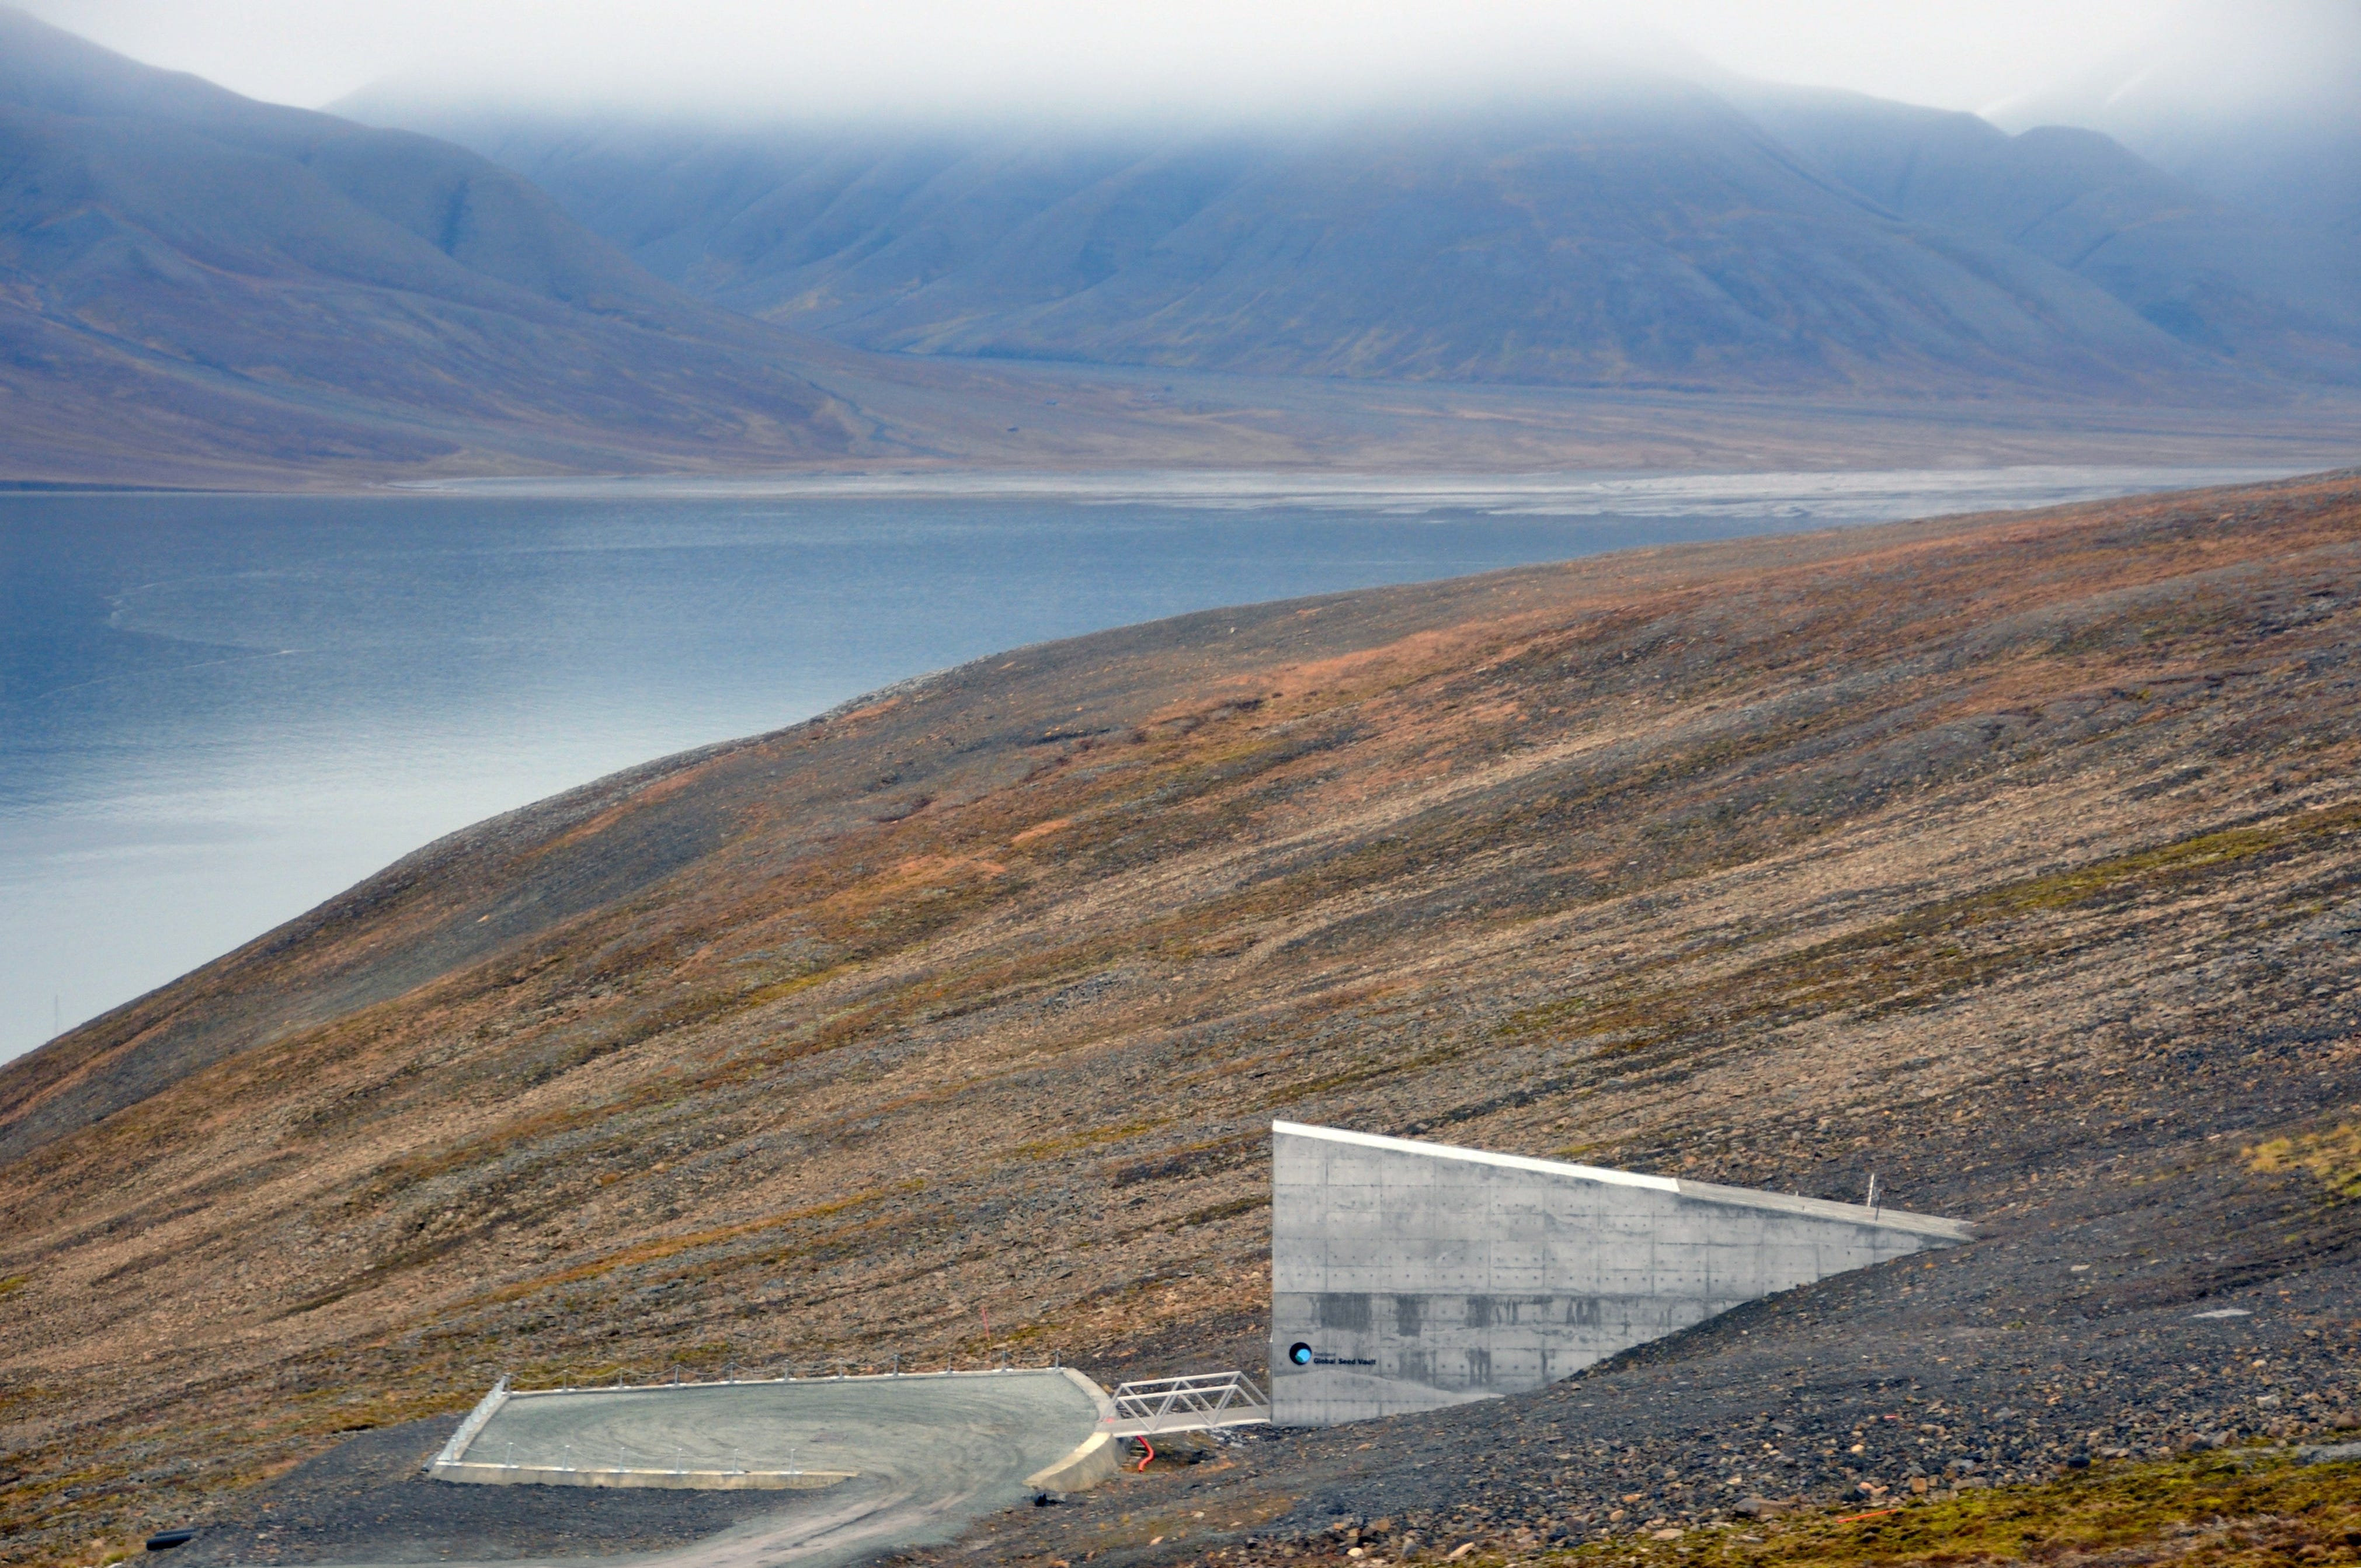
3,474,2359,1564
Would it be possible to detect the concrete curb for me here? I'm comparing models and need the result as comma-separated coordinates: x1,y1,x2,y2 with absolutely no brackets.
1059,1366,1119,1424
498,1365,1093,1403
430,1377,511,1468
431,1463,854,1491
1024,1432,1121,1493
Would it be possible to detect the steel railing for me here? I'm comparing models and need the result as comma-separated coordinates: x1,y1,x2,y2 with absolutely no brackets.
1102,1371,1270,1435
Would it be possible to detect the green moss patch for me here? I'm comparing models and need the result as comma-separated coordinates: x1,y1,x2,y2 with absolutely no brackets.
2248,1124,2361,1203
1534,1448,2361,1568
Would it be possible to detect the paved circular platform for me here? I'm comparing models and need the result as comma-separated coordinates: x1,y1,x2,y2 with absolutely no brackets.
418,1368,1107,1568
472,1369,1099,1479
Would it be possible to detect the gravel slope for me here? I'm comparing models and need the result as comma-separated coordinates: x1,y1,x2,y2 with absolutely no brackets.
7,472,2361,1567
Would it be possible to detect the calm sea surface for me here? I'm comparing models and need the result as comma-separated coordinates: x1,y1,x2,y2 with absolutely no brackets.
0,467,2294,1061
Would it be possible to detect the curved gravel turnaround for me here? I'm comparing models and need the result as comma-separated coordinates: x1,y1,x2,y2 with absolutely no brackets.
194,1369,1106,1568
458,1370,1104,1567
471,1368,1100,1483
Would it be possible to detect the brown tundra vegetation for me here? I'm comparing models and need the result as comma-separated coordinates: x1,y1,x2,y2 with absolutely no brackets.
3,472,2359,1568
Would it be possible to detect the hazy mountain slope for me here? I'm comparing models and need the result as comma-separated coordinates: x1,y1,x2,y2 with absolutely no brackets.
847,99,2181,393
350,84,2346,395
1736,85,2361,382
0,9,679,317
4,473,2359,1560
0,6,896,484
1993,6,2361,266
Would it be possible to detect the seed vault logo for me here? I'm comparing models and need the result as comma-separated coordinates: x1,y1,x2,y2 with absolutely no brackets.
1286,1342,1373,1367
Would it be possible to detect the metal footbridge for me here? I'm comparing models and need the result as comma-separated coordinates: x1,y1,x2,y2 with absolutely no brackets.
1098,1371,1269,1437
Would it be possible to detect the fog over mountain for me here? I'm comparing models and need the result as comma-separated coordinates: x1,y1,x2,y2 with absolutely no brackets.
0,6,895,484
1994,1,2361,263
4,2,2209,126
7,2,2361,486
340,73,2361,396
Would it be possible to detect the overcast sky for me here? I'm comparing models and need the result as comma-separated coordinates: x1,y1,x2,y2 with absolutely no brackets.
15,0,2346,125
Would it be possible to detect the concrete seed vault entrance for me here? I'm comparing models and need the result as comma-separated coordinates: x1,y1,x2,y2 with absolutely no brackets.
1269,1121,1974,1426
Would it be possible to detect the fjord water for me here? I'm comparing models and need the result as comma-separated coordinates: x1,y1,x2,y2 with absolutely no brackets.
0,469,2289,1062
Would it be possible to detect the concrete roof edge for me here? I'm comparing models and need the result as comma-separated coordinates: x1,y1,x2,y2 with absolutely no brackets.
1672,1176,1978,1241
1271,1120,1680,1192
1271,1122,1976,1240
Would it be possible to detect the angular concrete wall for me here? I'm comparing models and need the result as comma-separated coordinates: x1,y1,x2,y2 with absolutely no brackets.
1270,1121,1973,1426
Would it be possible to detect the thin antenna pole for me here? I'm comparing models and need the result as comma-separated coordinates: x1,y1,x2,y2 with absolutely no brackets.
1868,1172,1879,1216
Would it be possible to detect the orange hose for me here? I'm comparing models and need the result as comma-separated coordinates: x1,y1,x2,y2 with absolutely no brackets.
1136,1438,1155,1472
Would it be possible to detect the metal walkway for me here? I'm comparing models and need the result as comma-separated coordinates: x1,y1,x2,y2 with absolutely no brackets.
1099,1371,1270,1437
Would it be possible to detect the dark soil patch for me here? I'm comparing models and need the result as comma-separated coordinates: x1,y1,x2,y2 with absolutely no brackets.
167,1419,815,1564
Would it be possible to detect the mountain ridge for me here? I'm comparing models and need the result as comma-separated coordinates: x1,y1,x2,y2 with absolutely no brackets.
1729,83,2361,383
343,81,2361,396
0,5,906,484
8,5,2361,488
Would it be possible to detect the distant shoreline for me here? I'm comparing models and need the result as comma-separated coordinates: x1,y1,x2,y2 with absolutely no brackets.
4,458,2343,513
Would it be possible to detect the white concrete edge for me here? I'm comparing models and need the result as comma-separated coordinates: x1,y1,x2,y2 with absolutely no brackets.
430,1376,511,1468
500,1365,1090,1401
1059,1365,1119,1423
1275,1120,1680,1191
1273,1122,1975,1241
1023,1432,1122,1493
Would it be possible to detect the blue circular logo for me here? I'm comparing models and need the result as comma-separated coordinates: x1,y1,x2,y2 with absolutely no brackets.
1289,1342,1314,1366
